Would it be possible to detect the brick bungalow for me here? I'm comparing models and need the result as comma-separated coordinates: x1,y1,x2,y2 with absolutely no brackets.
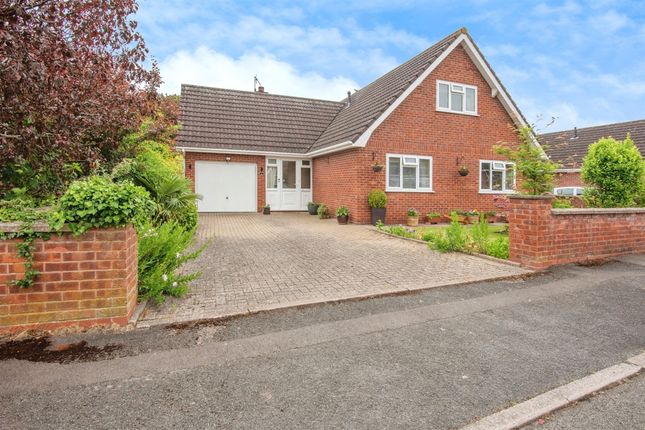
540,119,645,193
177,28,538,224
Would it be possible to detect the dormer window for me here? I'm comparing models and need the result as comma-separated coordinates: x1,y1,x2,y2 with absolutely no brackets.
436,80,477,115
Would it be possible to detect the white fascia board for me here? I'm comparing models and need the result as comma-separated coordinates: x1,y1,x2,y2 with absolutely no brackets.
178,146,306,158
352,34,467,148
179,140,354,159
307,140,354,157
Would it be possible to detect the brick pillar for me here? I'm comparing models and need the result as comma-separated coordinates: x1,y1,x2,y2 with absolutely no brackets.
507,195,553,269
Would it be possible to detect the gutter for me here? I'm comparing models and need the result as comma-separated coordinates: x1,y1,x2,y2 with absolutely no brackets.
176,140,355,159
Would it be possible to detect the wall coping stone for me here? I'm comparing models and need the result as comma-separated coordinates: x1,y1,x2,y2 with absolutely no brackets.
0,221,71,233
508,195,553,200
552,208,645,216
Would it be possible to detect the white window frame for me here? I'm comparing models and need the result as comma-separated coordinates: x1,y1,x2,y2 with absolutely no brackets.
386,153,433,193
436,80,478,116
553,186,584,196
479,160,516,194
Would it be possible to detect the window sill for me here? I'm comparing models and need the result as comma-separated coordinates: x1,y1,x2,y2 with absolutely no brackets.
386,189,434,193
479,190,516,195
435,108,479,117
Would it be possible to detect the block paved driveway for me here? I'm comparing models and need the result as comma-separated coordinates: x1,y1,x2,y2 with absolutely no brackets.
139,213,529,326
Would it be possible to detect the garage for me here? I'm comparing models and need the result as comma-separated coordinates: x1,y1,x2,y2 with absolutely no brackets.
195,161,257,212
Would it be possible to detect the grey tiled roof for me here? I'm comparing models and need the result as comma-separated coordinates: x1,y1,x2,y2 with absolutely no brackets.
310,29,463,151
177,28,516,154
540,119,645,168
177,85,344,153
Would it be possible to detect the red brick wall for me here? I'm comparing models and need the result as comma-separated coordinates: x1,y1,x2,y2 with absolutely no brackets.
314,45,519,224
555,171,584,187
184,152,265,212
312,149,360,220
1,226,138,334
508,196,645,269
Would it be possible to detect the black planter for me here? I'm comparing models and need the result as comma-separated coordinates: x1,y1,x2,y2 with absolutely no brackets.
307,203,319,215
263,207,270,215
370,207,386,225
337,215,349,225
458,167,469,176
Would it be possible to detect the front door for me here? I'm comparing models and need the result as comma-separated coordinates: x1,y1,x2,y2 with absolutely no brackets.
266,158,311,210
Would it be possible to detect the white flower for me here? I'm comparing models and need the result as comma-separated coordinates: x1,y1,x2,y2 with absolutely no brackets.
176,252,180,259
162,274,168,282
172,282,178,288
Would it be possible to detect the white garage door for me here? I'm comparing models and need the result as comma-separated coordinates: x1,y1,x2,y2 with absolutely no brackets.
195,161,257,212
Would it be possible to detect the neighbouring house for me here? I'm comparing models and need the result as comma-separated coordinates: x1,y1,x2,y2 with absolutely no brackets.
177,28,535,224
540,119,645,189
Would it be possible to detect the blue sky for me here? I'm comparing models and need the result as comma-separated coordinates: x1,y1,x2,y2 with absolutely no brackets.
136,0,645,132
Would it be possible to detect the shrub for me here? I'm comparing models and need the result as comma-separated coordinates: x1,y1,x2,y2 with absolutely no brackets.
336,206,349,217
429,213,467,253
407,208,418,217
368,188,387,208
113,144,199,230
317,204,329,219
421,231,436,242
552,198,573,209
495,125,558,195
470,214,490,253
58,176,153,234
427,212,440,219
486,237,509,259
137,221,205,303
581,136,645,208
385,225,417,239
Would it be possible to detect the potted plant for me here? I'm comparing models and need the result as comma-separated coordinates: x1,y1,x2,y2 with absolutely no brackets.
406,208,419,226
307,201,319,215
317,204,329,219
372,162,384,172
454,210,467,224
263,204,270,215
336,206,349,224
367,188,387,226
465,210,479,224
426,212,441,224
484,211,496,223
458,166,469,176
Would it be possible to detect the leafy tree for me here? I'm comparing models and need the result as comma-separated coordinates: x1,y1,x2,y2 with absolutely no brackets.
581,135,645,207
0,0,161,198
495,126,558,195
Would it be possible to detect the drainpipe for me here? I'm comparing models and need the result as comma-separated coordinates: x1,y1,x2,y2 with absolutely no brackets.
180,147,186,176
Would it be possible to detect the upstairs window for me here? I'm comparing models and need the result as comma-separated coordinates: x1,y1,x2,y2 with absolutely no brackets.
437,80,477,115
480,160,515,193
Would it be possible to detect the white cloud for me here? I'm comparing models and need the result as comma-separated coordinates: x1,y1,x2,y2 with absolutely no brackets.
159,46,359,100
589,10,631,33
533,1,581,16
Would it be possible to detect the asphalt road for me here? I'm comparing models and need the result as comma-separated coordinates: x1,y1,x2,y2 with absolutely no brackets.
1,259,644,429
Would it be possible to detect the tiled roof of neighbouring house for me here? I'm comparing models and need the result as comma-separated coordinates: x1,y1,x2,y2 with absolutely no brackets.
177,28,465,154
540,119,645,168
177,85,345,153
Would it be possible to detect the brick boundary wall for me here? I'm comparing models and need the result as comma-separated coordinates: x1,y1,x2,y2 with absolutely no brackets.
0,224,138,334
508,195,645,269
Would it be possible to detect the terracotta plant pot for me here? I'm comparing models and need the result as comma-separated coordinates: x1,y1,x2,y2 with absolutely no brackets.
467,215,479,224
337,215,349,225
427,216,441,224
406,216,419,227
455,215,466,224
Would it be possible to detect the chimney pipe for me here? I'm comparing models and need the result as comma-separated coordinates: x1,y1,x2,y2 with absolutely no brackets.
258,86,265,93
346,90,352,106
571,127,578,139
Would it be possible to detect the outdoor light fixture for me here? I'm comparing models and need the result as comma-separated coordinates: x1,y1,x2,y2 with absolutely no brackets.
225,156,231,162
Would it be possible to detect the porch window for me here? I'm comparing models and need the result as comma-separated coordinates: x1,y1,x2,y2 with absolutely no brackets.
301,161,311,189
266,159,277,189
386,154,433,192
